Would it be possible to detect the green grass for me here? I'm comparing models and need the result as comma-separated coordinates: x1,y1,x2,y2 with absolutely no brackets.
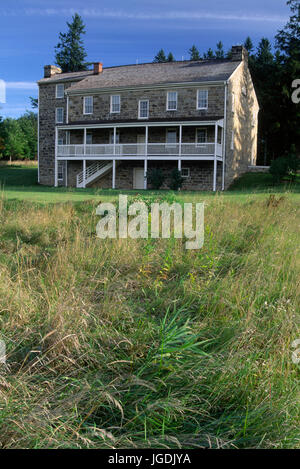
0,166,299,449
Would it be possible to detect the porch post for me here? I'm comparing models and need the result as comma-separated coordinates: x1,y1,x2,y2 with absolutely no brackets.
178,159,181,171
112,160,116,189
179,124,182,172
83,160,86,188
213,123,218,192
65,161,68,187
83,128,87,156
54,126,58,187
144,159,147,190
145,125,148,157
221,126,225,191
113,127,117,155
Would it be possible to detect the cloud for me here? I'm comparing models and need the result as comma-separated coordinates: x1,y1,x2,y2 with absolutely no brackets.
5,82,38,90
0,7,288,23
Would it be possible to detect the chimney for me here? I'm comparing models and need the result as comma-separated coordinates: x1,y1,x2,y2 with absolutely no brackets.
93,62,103,75
231,45,248,62
44,65,62,78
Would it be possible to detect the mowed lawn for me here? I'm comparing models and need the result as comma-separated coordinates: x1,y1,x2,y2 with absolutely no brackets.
0,164,299,449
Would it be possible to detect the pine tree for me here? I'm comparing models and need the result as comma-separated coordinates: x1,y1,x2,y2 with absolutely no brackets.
153,49,167,63
215,41,224,58
244,36,254,54
275,0,300,56
55,13,88,73
204,48,215,59
167,52,175,62
188,45,200,61
256,38,274,65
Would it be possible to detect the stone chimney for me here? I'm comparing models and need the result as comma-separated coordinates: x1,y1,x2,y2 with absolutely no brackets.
231,46,248,62
93,62,103,75
44,65,62,78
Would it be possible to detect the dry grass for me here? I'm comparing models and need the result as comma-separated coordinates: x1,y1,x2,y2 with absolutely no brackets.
0,193,299,449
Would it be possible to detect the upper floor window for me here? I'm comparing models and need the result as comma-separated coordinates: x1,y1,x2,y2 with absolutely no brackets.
109,131,120,144
196,128,207,145
197,89,208,110
56,107,64,124
139,100,149,119
111,95,121,113
166,129,177,147
86,133,93,145
83,96,93,115
167,91,177,111
56,84,64,99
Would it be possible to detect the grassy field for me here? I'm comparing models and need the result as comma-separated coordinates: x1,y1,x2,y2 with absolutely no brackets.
0,165,299,449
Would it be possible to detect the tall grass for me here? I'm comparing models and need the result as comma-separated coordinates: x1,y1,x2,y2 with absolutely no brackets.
0,193,299,448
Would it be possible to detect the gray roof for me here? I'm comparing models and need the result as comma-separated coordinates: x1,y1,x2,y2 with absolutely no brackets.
60,59,240,92
38,70,94,84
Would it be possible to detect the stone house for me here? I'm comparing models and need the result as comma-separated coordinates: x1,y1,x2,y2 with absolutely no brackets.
37,46,259,191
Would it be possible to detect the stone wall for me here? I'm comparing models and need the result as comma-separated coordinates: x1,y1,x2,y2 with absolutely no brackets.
68,85,225,123
87,161,222,191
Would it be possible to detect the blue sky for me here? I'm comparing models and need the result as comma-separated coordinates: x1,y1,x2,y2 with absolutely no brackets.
0,0,290,118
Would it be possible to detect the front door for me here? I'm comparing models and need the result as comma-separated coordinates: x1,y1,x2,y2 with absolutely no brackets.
133,168,144,190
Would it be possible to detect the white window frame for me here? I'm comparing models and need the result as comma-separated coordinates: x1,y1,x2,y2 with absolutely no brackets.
197,89,208,110
83,96,93,115
56,84,64,99
196,128,207,145
57,161,65,181
138,100,149,119
181,168,190,178
166,128,177,147
109,130,120,144
231,130,235,150
86,133,93,145
166,91,177,111
110,95,121,113
56,107,64,124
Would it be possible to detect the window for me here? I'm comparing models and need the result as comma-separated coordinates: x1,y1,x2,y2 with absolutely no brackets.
58,137,64,145
139,100,149,119
232,92,235,113
231,130,234,150
181,168,190,178
197,89,208,109
83,96,93,114
109,131,120,144
196,128,207,145
166,129,177,147
167,91,177,111
56,84,64,99
58,162,65,181
111,95,121,113
86,133,93,145
56,108,64,123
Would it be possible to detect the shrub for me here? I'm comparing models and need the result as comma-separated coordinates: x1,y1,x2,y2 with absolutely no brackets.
269,152,299,182
169,169,184,191
147,168,165,190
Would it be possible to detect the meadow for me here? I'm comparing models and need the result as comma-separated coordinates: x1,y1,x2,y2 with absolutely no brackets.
0,165,299,449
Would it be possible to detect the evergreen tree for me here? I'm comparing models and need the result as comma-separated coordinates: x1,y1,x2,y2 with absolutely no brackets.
215,41,224,58
167,52,175,62
55,13,88,73
256,38,274,65
188,45,201,61
204,48,215,59
244,36,254,54
153,49,167,63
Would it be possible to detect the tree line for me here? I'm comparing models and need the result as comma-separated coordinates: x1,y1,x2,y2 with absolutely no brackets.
0,0,298,164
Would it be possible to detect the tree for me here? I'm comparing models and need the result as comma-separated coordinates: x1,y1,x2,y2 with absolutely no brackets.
167,52,175,62
1,119,25,161
203,48,215,59
29,97,38,109
55,13,88,73
215,41,224,59
244,36,254,54
188,45,201,61
153,49,167,63
170,169,184,190
18,112,38,159
275,0,300,56
256,38,274,65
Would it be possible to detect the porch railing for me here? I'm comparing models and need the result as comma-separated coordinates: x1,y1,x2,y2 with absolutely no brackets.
57,143,223,158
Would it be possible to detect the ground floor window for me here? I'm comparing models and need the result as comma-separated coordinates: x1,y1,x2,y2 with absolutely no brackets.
181,168,190,178
58,162,65,181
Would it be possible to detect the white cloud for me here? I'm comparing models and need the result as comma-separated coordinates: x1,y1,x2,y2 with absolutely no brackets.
0,7,288,23
5,82,37,90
